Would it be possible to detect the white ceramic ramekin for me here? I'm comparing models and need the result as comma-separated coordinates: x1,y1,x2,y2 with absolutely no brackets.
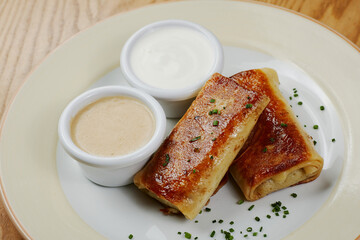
120,19,224,118
58,86,166,187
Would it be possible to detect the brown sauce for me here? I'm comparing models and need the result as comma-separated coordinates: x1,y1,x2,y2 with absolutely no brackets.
71,96,155,157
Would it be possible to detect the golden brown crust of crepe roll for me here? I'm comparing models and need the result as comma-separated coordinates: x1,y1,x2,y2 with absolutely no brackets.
229,68,324,201
134,73,269,219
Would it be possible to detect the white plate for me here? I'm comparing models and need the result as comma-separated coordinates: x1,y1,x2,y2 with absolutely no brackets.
57,46,344,240
1,1,360,240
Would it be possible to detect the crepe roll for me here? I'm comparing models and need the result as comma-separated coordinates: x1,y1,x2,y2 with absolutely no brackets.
229,68,324,201
134,73,270,219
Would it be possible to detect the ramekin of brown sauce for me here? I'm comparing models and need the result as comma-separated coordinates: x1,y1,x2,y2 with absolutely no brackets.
58,86,166,187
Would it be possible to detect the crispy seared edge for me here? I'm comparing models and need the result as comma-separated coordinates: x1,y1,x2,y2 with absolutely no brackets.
229,68,324,201
134,73,270,219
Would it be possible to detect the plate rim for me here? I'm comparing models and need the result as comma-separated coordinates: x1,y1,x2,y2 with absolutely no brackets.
0,1,359,239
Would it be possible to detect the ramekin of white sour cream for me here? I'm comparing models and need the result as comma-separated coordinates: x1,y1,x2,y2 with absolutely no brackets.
120,19,224,118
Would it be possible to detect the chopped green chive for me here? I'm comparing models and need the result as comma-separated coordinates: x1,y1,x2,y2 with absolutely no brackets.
246,227,252,232
244,234,248,237
199,210,202,214
247,96,251,99
283,215,286,218
255,216,260,222
259,227,263,232
253,232,258,236
262,147,267,153
289,96,292,100
284,210,289,215
332,138,336,142
184,232,192,239
213,120,219,126
271,201,282,213
210,230,215,237
275,212,279,216
178,232,181,235
194,237,198,240
190,136,201,142
266,214,271,219
304,125,307,127
162,154,170,166
264,234,267,237
230,221,234,225
128,234,133,239
237,199,244,205
222,230,234,240
187,159,191,162
298,101,303,105
282,206,287,210
246,104,253,109
313,125,319,129
320,106,325,110
281,123,287,127
291,193,297,198
212,220,216,223
210,155,214,160
313,140,317,145
210,98,215,103
205,207,211,212
229,228,234,233
219,219,224,223
294,94,299,97
270,138,275,143
248,205,255,211
212,138,217,141
193,169,196,173
209,109,219,115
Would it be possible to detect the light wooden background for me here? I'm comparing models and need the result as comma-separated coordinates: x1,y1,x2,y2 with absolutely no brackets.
0,0,360,239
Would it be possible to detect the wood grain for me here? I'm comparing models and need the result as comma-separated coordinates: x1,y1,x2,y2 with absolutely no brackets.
0,0,359,239
258,0,360,46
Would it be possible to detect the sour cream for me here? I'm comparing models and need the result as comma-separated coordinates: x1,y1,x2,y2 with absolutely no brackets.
129,26,215,90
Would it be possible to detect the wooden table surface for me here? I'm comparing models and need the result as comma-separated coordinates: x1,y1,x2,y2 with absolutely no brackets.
0,0,360,239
